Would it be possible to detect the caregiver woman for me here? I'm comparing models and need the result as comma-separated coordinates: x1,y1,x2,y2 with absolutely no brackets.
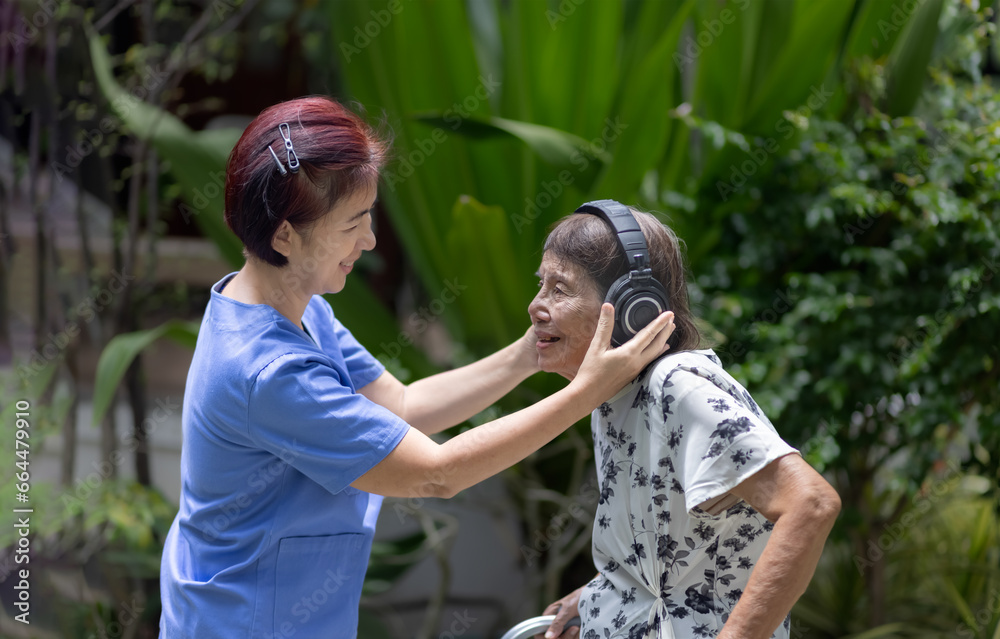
535,207,841,639
158,97,675,638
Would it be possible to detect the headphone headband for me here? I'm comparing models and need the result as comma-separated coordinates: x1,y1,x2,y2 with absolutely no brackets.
573,199,651,272
573,199,670,346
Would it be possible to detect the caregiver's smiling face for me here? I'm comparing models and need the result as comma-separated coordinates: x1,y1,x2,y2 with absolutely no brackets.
528,251,604,381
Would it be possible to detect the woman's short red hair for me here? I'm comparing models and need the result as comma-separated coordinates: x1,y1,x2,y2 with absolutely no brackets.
224,96,389,266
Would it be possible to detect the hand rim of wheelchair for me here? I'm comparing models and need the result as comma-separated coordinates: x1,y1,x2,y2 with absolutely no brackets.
498,614,582,639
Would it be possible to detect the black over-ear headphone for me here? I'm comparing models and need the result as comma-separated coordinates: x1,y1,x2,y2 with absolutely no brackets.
574,199,670,346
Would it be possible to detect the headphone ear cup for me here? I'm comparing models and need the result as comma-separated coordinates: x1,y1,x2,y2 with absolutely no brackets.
604,275,633,347
605,277,670,347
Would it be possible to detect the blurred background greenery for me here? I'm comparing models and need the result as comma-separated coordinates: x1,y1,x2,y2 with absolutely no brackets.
1,0,998,637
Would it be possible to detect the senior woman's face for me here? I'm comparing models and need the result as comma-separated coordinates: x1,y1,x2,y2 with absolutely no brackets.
528,252,603,380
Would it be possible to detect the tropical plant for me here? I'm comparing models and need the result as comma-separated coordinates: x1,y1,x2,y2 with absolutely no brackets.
325,0,955,610
794,473,1000,639
77,0,961,627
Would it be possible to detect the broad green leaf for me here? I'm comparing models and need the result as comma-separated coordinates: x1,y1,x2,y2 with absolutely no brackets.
692,0,757,127
884,0,945,116
413,113,608,191
445,195,528,348
91,320,200,426
743,0,855,132
593,0,692,198
844,0,913,59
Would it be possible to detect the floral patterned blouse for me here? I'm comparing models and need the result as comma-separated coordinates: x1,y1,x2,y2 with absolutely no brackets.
579,349,798,639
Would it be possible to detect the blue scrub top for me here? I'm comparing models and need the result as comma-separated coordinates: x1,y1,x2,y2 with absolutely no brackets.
160,273,410,639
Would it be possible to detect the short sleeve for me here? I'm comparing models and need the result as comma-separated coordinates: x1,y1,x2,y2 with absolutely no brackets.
247,353,409,495
672,373,798,514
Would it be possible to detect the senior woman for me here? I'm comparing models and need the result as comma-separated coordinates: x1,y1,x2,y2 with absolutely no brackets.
534,201,841,639
158,100,675,638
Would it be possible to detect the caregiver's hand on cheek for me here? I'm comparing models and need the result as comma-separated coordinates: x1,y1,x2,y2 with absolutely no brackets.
572,303,674,404
516,324,542,374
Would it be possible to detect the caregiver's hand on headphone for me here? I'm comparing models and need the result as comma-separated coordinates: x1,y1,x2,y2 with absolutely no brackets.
573,303,674,405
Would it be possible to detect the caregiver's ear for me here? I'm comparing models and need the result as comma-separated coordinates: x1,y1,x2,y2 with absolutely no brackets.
271,220,297,258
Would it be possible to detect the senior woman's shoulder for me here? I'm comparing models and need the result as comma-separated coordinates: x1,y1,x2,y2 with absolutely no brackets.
646,348,725,379
644,348,768,419
644,348,741,395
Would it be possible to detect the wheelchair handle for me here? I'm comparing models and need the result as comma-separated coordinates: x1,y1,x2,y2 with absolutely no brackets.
499,614,582,639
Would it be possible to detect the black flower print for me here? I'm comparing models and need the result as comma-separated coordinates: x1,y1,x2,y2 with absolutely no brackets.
726,502,752,518
599,514,611,530
632,541,646,559
633,466,648,488
651,473,666,492
707,397,730,413
736,524,758,542
741,389,762,416
657,534,678,560
722,537,748,552
694,521,716,541
657,456,676,473
710,416,754,443
706,538,719,560
599,485,615,505
730,448,753,469
599,402,614,418
621,587,637,606
684,585,715,614
612,610,627,630
737,556,753,569
605,422,619,445
632,385,652,410
702,441,726,460
667,427,683,449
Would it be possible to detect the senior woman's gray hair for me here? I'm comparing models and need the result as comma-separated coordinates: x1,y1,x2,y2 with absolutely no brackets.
543,208,701,353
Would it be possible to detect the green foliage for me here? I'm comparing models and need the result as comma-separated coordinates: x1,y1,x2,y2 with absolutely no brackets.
795,476,1000,638
90,319,200,426
698,62,1000,495
688,3,1000,631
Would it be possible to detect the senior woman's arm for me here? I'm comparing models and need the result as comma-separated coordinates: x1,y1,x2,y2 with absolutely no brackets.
359,326,540,435
716,453,841,639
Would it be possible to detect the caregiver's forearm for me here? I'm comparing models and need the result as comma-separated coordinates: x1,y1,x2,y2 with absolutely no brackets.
401,337,538,434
